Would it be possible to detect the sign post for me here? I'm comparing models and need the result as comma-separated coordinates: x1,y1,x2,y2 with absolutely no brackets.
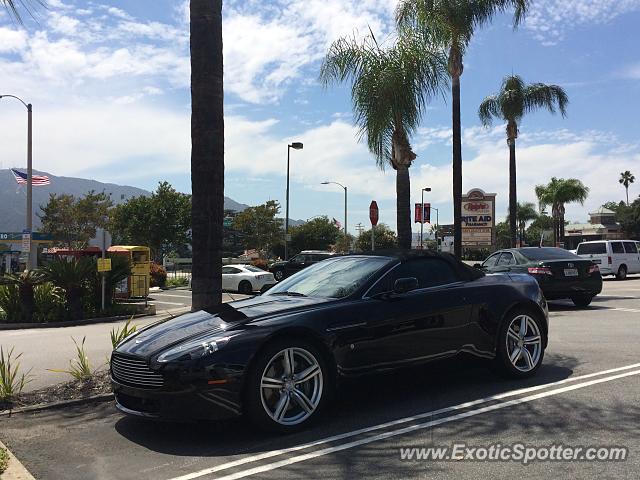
96,229,113,311
369,201,379,251
21,230,31,254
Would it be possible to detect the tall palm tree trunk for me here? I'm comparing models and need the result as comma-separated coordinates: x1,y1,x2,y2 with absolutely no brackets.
396,165,412,250
190,0,224,312
452,73,463,258
508,137,517,247
626,186,629,206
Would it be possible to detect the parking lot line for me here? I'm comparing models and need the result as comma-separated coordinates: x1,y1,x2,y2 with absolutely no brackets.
168,363,640,480
152,293,192,299
150,301,186,306
205,369,640,480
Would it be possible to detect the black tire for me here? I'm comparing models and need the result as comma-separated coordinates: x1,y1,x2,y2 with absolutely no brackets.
494,308,546,379
244,338,331,433
571,295,593,308
273,270,284,282
616,265,627,280
238,280,253,295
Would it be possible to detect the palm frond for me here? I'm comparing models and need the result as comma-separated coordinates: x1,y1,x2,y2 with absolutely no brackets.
478,95,500,126
523,83,568,117
1,0,46,24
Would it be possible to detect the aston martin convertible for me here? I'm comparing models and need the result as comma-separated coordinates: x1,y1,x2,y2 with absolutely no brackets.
110,251,549,432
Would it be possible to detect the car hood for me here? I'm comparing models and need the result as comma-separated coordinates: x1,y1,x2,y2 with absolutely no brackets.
115,295,332,357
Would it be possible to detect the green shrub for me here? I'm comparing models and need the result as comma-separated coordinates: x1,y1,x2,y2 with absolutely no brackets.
150,263,167,288
0,346,32,403
49,336,93,381
33,282,66,322
42,258,95,321
0,446,8,474
165,276,188,287
0,285,21,323
110,318,138,349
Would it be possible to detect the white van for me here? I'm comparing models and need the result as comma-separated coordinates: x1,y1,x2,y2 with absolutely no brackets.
576,240,640,279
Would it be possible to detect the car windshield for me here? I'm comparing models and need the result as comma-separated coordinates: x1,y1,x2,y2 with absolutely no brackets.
520,248,580,261
265,256,392,298
576,243,607,255
243,265,264,272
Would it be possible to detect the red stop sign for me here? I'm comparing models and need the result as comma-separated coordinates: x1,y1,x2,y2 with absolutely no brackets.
369,201,379,226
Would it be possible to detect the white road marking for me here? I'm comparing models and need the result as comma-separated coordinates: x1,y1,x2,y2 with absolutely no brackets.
595,295,637,299
152,293,192,299
168,363,640,480
149,301,186,306
612,307,640,313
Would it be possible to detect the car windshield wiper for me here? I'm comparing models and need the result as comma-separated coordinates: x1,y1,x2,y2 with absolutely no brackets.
270,291,308,297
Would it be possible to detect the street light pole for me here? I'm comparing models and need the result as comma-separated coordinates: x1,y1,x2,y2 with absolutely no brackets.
1,94,34,269
321,181,348,250
285,142,303,260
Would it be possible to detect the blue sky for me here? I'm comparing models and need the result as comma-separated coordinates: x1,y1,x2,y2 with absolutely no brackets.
1,0,639,234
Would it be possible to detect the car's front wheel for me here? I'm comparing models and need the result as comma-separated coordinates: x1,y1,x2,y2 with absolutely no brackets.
273,270,284,282
245,339,330,432
494,309,545,378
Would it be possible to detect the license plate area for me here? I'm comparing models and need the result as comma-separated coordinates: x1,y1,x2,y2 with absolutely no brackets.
564,268,578,277
591,259,602,264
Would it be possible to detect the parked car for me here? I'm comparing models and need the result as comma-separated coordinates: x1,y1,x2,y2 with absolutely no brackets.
576,240,640,280
111,251,548,432
269,250,336,281
479,247,602,307
188,264,275,294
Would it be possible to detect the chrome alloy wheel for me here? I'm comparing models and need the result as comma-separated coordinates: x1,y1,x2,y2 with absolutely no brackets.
506,314,542,372
260,347,323,426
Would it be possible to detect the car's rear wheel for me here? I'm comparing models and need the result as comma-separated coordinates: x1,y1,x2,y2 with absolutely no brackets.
245,339,329,432
273,270,284,282
571,295,593,308
494,309,545,378
616,265,627,280
238,280,253,295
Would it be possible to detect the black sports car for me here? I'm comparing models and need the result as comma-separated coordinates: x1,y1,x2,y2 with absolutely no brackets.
479,247,602,307
111,252,549,432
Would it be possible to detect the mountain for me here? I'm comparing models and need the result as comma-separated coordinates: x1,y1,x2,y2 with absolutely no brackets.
0,169,249,232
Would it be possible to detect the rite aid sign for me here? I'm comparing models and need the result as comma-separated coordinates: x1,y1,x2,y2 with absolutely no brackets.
461,188,496,247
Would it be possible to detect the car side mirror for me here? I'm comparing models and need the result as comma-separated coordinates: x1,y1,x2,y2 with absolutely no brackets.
474,263,483,269
393,277,418,294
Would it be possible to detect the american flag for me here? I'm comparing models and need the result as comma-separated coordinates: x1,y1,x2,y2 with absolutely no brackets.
11,168,51,186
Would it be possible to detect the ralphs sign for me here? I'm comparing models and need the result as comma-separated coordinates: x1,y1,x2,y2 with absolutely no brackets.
461,188,496,246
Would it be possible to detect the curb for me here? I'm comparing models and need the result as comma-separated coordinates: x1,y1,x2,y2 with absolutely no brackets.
0,393,114,417
0,309,156,331
0,440,35,480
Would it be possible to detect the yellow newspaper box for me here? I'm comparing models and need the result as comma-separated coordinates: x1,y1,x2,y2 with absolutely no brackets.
107,246,151,298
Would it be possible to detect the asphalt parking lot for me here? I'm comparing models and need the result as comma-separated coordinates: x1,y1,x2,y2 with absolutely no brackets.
1,276,639,480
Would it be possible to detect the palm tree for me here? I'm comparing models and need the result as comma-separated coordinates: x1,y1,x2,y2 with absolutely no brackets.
1,0,44,22
396,0,530,258
619,171,635,205
320,30,447,249
479,75,568,247
516,201,538,246
0,270,46,322
42,258,95,321
190,0,224,312
535,178,589,246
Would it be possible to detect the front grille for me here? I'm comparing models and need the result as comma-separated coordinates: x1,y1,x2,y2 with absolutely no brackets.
111,354,164,389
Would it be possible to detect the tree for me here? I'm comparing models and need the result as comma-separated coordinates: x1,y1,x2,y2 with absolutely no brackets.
616,198,640,238
619,171,635,206
320,29,446,250
41,258,95,321
232,201,283,257
525,214,554,247
516,201,539,246
354,224,398,251
535,178,589,245
334,233,355,253
397,0,529,258
0,270,46,322
109,182,191,262
190,0,224,312
289,217,341,254
39,191,113,249
1,0,44,23
479,75,568,246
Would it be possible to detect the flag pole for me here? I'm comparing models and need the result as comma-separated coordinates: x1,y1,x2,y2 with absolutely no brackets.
27,103,34,270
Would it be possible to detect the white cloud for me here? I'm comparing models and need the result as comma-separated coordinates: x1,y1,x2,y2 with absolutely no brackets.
0,27,27,52
525,0,640,45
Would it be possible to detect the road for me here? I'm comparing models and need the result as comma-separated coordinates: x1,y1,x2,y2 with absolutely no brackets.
0,290,246,392
1,277,639,479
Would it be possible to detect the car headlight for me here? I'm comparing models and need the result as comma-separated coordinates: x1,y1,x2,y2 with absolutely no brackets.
157,336,231,363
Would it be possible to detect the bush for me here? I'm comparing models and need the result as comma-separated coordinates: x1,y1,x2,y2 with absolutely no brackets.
0,285,21,323
150,263,167,288
0,346,32,403
110,318,138,349
250,259,269,271
0,446,8,475
49,337,93,381
33,282,66,322
166,277,189,287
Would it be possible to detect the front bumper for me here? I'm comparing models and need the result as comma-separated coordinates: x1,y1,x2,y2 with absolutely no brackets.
111,377,243,421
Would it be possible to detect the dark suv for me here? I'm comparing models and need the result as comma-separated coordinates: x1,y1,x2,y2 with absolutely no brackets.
269,250,335,281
